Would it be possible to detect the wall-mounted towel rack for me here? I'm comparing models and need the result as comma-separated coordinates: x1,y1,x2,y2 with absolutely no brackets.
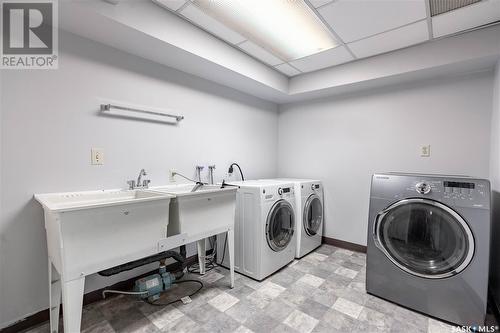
100,104,184,122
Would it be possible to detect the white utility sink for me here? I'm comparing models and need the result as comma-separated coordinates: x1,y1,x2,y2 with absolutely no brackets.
35,189,174,281
35,186,236,333
150,184,237,237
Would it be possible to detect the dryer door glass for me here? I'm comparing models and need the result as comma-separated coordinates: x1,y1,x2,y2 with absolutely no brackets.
375,198,474,279
266,200,295,252
304,194,323,236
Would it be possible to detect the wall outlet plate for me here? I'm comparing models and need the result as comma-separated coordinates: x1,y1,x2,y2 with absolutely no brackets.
91,148,104,165
420,145,431,157
169,169,176,182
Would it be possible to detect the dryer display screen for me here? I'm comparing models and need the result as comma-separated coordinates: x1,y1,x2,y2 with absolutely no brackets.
443,181,475,189
282,188,291,193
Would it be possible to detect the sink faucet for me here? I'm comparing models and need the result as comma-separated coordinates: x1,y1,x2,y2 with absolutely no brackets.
127,169,150,190
208,165,216,185
137,169,146,186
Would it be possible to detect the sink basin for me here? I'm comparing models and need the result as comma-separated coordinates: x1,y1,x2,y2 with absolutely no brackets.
35,189,170,212
150,184,237,237
35,189,173,280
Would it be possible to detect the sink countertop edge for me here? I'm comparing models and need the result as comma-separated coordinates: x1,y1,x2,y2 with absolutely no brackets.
34,189,174,213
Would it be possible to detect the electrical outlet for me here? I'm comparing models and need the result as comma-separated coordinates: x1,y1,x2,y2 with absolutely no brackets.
91,148,104,165
169,169,176,182
420,145,431,157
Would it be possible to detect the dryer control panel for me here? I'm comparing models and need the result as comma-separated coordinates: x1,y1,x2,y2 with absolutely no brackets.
371,174,490,210
404,179,489,209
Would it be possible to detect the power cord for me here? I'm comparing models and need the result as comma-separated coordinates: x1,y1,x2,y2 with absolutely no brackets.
219,233,228,267
228,163,245,181
187,236,218,274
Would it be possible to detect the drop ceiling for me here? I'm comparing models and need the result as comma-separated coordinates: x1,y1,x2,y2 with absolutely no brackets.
154,0,500,77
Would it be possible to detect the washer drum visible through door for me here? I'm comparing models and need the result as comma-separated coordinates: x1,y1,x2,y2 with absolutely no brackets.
303,193,323,236
373,198,474,279
266,199,295,252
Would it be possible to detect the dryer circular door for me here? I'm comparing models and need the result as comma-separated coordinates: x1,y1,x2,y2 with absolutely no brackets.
373,198,474,279
303,194,323,236
266,199,295,252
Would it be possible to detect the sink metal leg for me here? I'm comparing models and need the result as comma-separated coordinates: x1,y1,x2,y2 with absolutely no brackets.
48,259,61,333
62,276,85,333
197,239,206,275
227,229,235,288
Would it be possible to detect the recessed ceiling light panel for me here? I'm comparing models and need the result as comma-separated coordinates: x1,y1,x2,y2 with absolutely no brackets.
192,0,339,62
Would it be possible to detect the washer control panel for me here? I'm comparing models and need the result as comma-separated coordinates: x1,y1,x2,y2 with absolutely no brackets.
265,186,294,201
278,187,292,196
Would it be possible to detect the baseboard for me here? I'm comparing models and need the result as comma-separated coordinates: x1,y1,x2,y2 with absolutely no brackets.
1,252,203,333
322,236,367,253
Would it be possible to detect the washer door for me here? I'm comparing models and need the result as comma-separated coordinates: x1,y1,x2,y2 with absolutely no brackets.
373,198,474,279
303,194,323,236
266,199,295,252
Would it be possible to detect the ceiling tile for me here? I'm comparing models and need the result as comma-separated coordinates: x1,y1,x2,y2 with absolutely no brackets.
308,0,334,8
275,63,301,76
348,20,429,59
432,0,500,37
289,46,353,72
238,41,284,66
179,4,247,44
153,0,186,12
318,0,427,43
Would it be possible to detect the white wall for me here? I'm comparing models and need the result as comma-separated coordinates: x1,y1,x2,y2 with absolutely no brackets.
0,31,278,328
278,72,493,246
489,60,500,310
490,61,500,194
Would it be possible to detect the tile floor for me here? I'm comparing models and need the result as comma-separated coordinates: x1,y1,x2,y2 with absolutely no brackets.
24,245,481,333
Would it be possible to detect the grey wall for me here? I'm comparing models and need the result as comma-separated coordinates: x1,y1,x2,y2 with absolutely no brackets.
489,60,500,310
278,72,494,246
0,31,278,328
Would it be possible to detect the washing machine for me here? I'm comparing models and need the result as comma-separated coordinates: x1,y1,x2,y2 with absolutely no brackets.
366,173,490,327
217,180,296,280
259,179,324,258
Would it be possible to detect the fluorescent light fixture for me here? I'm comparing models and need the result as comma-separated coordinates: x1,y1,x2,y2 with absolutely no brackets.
192,0,339,61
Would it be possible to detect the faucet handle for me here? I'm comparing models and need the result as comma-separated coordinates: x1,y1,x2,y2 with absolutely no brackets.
127,180,136,190
142,179,151,188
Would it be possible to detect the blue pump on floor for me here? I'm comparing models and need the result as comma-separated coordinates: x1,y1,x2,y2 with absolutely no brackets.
134,265,176,302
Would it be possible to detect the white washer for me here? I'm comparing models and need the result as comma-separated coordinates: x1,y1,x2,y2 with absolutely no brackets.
217,180,296,280
259,179,324,258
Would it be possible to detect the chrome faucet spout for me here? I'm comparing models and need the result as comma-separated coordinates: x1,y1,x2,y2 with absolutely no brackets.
137,169,147,186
